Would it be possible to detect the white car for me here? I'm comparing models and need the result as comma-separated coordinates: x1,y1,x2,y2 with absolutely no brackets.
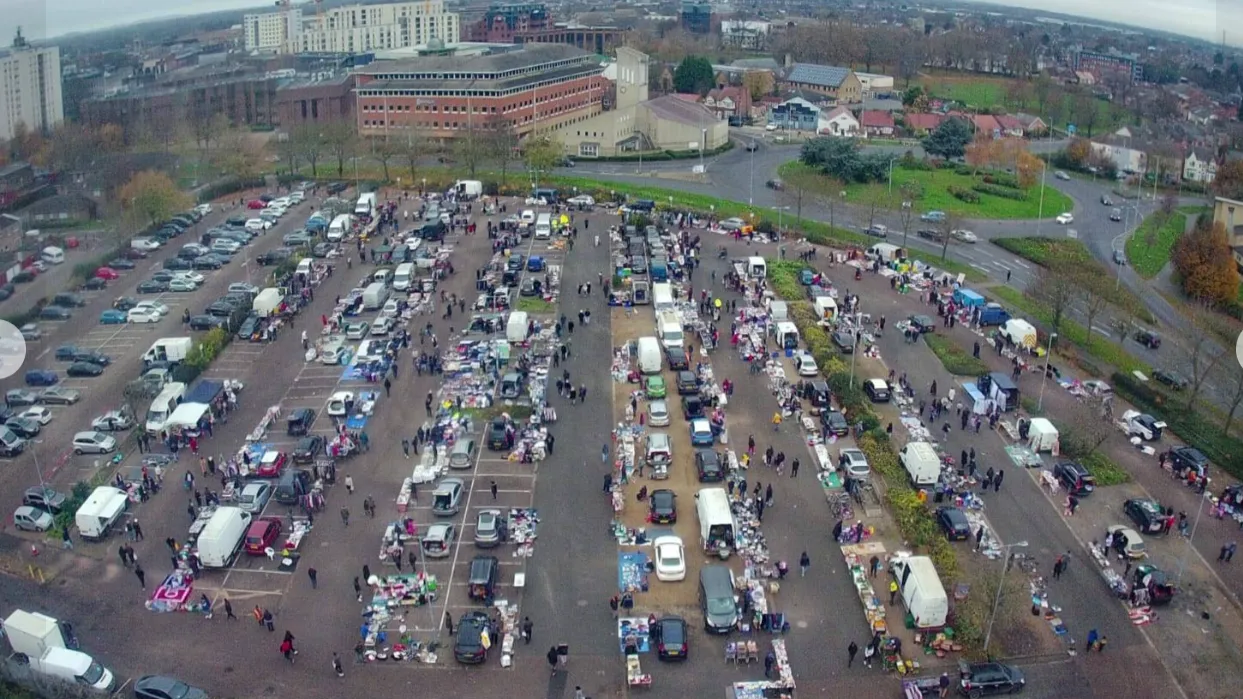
229,282,259,296
719,217,746,232
270,197,291,208
520,209,536,224
567,195,595,207
237,481,274,514
381,299,400,318
1055,213,1074,225
134,301,169,316
245,218,271,232
18,407,53,425
91,410,134,431
127,307,162,323
326,391,354,417
344,322,371,340
168,278,197,292
653,535,687,582
839,448,871,480
355,340,385,363
72,431,117,455
371,317,395,336
795,353,819,377
765,123,778,131
1054,170,1071,181
647,400,671,427
13,506,53,532
951,229,978,243
264,205,287,218
194,204,213,215
288,192,305,204
131,237,161,251
1105,525,1147,559
175,271,206,285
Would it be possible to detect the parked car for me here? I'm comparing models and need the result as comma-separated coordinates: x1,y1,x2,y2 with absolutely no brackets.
432,478,465,516
1124,498,1168,534
66,361,105,377
72,431,117,454
25,370,58,387
13,505,53,532
695,449,724,482
22,486,66,513
17,407,53,425
1055,212,1074,224
6,418,41,438
840,448,870,479
1152,369,1188,390
832,330,857,353
649,489,677,524
128,307,162,324
238,482,274,513
936,506,972,541
91,410,134,431
958,661,1026,696
5,389,39,407
243,518,283,555
38,306,72,320
474,509,506,548
653,535,686,581
864,378,891,402
39,387,80,405
421,522,457,558
1053,461,1097,496
99,309,127,324
136,280,169,294
453,611,491,664
653,616,689,660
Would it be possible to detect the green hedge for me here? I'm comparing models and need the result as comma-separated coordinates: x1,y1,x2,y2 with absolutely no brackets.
948,185,980,203
982,174,1021,189
197,176,266,204
1112,371,1243,480
174,328,231,383
767,260,807,302
924,333,989,375
971,183,1027,201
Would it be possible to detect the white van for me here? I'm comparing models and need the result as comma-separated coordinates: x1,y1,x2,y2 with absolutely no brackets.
327,214,353,241
656,311,684,349
74,486,128,540
890,555,949,629
507,310,529,343
637,336,662,374
652,283,674,313
696,487,737,556
355,192,377,217
40,246,65,265
899,441,941,487
146,382,187,434
296,258,313,277
392,262,415,291
534,213,552,240
747,256,766,278
196,506,253,568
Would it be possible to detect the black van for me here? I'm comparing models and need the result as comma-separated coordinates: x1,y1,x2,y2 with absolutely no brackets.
468,555,499,601
287,408,315,436
274,469,313,506
418,221,447,241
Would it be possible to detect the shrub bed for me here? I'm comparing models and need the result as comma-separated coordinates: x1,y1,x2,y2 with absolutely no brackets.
948,186,980,203
971,183,1027,201
982,174,1021,189
175,328,231,383
924,334,989,375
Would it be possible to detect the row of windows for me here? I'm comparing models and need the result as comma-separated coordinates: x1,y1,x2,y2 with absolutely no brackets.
357,77,598,101
360,99,596,130
365,57,595,84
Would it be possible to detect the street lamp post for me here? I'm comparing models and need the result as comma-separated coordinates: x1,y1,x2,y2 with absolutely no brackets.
984,541,1029,654
1037,332,1058,411
700,128,708,175
1176,490,1208,584
901,200,912,248
749,143,755,205
1036,160,1047,237
849,312,862,388
888,157,898,196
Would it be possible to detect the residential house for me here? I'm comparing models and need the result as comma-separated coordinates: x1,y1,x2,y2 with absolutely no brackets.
969,113,1003,138
1090,139,1148,173
819,106,860,137
702,86,752,121
859,110,895,137
783,63,862,105
996,115,1026,138
1184,149,1217,183
720,20,770,51
1013,113,1048,135
769,97,821,131
1212,196,1243,268
904,112,945,135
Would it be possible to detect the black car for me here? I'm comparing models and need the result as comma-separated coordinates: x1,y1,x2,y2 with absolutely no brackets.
326,182,348,194
832,330,857,353
286,408,316,436
206,301,239,318
189,314,224,331
487,418,514,450
675,370,699,395
916,228,945,241
73,350,111,366
137,280,169,294
821,410,849,436
908,315,936,333
312,242,334,258
695,449,724,482
1053,461,1097,496
0,284,13,301
666,347,689,370
6,418,40,438
12,270,35,283
106,258,136,270
1171,446,1209,475
936,506,972,541
293,435,325,464
192,255,224,270
653,616,688,660
958,661,1025,697
453,611,490,664
631,256,648,274
163,257,193,271
1124,498,1168,534
236,315,263,341
38,306,72,320
258,248,294,266
82,277,108,291
681,395,705,420
150,270,177,283
134,675,208,699
113,296,139,311
54,344,82,361
649,489,677,524
1152,369,1188,391
67,361,105,377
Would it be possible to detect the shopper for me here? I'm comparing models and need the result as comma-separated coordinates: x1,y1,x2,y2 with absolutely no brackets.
134,565,146,589
521,617,533,644
799,551,810,577
333,652,344,677
308,568,318,589
847,641,858,667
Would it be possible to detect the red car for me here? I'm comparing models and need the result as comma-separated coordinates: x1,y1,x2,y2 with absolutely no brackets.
244,517,283,555
95,267,120,280
247,200,267,209
253,450,287,478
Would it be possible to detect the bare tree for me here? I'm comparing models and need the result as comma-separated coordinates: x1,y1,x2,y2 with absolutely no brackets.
1223,364,1243,435
454,125,486,179
320,120,358,177
859,187,892,232
815,177,846,232
1077,274,1113,347
482,116,519,187
398,132,428,185
1185,303,1226,410
1056,399,1114,458
778,168,823,229
938,210,962,261
1027,266,1078,340
275,134,301,177
290,125,324,178
373,137,401,183
898,199,916,250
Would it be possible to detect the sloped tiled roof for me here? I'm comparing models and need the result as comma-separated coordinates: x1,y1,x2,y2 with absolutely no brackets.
860,110,895,128
905,113,945,131
643,94,721,128
786,63,852,89
823,106,856,122
995,115,1024,131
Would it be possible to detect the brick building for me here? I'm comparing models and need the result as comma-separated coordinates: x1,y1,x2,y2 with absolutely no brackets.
466,3,626,56
80,66,281,132
276,75,355,126
353,44,606,140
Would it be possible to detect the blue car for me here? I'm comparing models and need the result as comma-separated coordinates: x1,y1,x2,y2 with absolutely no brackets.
527,256,545,272
24,370,59,387
689,418,714,447
99,309,127,325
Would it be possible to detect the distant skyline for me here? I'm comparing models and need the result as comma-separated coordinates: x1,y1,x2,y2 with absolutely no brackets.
0,0,1240,48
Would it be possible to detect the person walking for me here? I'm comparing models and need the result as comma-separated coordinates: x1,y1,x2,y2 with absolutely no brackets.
869,555,881,578
444,611,455,635
994,469,1005,492
790,458,800,478
522,616,533,644
575,687,586,699
61,527,73,550
1228,542,1238,562
135,564,146,589
764,650,776,678
402,439,410,458
799,551,810,577
888,579,899,605
280,637,295,663
332,652,344,677
863,639,877,668
354,577,362,602
601,444,609,464
490,480,498,499
263,609,275,632
308,568,318,589
847,641,859,667
340,507,350,526
344,475,355,494
547,646,559,674
1053,557,1064,580
224,598,237,620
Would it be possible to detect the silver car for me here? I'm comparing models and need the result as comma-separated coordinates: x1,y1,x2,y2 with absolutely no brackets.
474,509,506,548
432,478,464,516
840,448,870,480
238,482,274,513
422,522,457,558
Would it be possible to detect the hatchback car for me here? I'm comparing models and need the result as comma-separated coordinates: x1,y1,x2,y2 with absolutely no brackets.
5,389,39,407
192,255,225,270
682,395,705,420
453,611,491,664
432,478,465,516
647,400,671,427
689,418,714,446
958,661,1025,697
695,449,724,482
286,408,315,436
666,347,689,370
840,448,870,479
649,489,677,524
67,361,105,377
292,435,324,464
474,509,506,548
189,314,224,331
91,411,133,431
244,518,283,555
168,278,197,293
653,616,689,660
99,309,127,324
253,450,287,478
127,307,161,323
23,486,67,513
1105,524,1147,559
13,505,54,532
422,522,457,558
1152,369,1188,390
5,417,40,438
136,280,169,294
25,370,58,387
1053,461,1097,496
653,535,686,581
864,379,891,402
72,431,117,455
822,410,849,437
644,375,667,399
936,506,972,541
38,306,72,320
1124,498,1168,534
238,482,274,514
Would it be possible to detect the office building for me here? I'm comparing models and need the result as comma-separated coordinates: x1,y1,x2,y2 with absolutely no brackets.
680,1,713,34
466,3,626,56
244,2,460,56
0,29,64,141
1074,49,1144,83
244,9,303,52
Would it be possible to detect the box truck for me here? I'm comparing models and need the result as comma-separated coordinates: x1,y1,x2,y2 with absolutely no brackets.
454,180,483,199
362,282,390,311
3,610,114,692
74,487,128,540
507,311,529,343
890,555,949,629
196,506,253,568
142,337,193,369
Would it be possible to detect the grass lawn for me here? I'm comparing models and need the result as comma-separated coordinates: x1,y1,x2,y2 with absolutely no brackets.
1080,452,1131,486
1126,210,1188,278
516,297,556,314
924,333,989,375
840,166,1074,220
990,285,1150,375
991,237,1154,323
917,73,1130,132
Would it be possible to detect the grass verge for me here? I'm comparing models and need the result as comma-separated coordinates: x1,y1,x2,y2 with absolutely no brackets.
1079,451,1131,486
839,166,1074,220
924,333,989,376
1125,208,1205,279
990,286,1151,376
992,237,1154,324
516,297,556,314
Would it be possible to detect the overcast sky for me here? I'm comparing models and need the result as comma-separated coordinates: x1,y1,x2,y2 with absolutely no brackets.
0,0,1239,47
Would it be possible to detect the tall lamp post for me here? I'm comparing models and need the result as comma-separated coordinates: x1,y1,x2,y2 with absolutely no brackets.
848,312,862,388
749,142,756,205
984,541,1029,653
1036,332,1058,411
1176,490,1208,584
888,157,899,195
700,128,708,175
1035,160,1047,237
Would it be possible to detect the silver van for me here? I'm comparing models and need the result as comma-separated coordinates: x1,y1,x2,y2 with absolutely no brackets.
699,566,739,634
449,439,477,469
